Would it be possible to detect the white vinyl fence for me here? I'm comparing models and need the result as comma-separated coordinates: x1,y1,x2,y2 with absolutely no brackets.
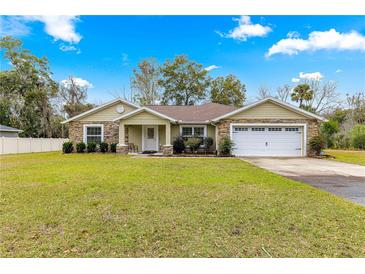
0,137,69,155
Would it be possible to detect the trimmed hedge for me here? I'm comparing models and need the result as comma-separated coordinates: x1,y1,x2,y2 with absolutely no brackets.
100,142,109,153
62,141,73,154
76,142,86,153
87,142,97,153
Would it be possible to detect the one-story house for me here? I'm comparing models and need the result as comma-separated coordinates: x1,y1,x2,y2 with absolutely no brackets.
61,97,326,157
0,124,23,137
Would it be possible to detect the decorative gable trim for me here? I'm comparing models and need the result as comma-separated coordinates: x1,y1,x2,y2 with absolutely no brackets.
112,107,177,122
212,97,327,122
61,98,139,124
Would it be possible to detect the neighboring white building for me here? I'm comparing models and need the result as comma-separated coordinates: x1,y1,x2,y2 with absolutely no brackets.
0,124,23,137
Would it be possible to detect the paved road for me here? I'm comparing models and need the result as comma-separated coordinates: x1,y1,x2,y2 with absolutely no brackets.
242,157,365,205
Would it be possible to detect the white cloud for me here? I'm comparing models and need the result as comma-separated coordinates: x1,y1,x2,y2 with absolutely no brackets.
219,15,272,41
0,16,30,37
25,16,82,43
299,72,324,81
205,65,221,71
291,78,300,83
266,28,365,57
0,16,81,44
336,69,343,73
61,77,93,89
122,53,129,66
59,44,81,54
287,31,300,39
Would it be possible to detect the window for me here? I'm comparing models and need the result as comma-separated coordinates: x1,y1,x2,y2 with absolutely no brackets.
182,127,193,136
147,128,155,139
285,127,299,132
234,127,248,132
194,127,205,137
268,127,282,132
181,126,206,137
252,127,265,132
84,125,103,144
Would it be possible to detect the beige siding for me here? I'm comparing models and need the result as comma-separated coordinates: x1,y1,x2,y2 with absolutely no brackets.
80,102,136,122
123,111,170,125
230,101,309,120
207,124,216,147
128,125,142,149
159,125,166,147
171,125,180,141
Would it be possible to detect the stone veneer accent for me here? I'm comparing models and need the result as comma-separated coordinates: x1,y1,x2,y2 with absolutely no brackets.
116,144,129,154
162,145,173,155
69,121,119,144
216,118,320,156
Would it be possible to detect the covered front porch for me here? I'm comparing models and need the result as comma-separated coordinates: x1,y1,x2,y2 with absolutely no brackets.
118,123,172,155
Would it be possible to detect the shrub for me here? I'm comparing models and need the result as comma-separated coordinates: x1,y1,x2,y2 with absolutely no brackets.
62,141,73,154
218,136,234,156
320,120,339,148
309,136,325,156
110,143,117,153
184,137,202,153
351,125,365,149
352,135,365,149
173,136,185,153
76,142,86,153
204,137,214,149
100,142,109,153
333,134,351,149
87,142,97,153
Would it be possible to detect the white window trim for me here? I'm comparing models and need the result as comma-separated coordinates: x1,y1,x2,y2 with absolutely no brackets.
83,124,104,144
179,125,207,137
229,123,307,157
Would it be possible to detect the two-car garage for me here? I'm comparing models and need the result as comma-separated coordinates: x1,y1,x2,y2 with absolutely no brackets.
213,98,325,157
230,124,306,157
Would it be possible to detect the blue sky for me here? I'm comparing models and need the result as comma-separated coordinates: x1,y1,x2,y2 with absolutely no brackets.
1,15,365,104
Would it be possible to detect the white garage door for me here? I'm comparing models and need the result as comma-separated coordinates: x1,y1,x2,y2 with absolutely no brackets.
231,125,303,157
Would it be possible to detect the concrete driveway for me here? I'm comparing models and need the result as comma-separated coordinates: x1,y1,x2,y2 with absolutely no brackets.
242,158,365,205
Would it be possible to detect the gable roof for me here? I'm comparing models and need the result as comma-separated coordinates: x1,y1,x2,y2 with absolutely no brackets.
61,98,139,124
212,97,327,122
0,124,23,132
146,102,237,123
113,107,177,122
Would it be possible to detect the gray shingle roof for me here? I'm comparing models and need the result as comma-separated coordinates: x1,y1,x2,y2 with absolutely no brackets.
146,102,237,123
0,124,23,132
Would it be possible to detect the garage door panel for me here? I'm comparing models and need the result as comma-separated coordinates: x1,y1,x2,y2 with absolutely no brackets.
232,126,303,157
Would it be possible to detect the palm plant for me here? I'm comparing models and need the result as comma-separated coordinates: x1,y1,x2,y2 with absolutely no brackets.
291,84,314,108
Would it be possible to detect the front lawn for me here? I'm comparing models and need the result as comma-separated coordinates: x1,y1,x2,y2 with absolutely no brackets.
1,152,365,257
325,149,365,166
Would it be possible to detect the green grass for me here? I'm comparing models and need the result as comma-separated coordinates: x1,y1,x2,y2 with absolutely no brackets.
325,149,365,166
1,152,365,258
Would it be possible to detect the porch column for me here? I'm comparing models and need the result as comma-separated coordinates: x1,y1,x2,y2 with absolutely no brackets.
165,123,171,145
117,122,128,154
119,122,126,145
162,123,173,155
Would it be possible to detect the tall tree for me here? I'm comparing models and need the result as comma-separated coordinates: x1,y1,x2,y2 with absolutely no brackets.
256,86,271,100
0,36,58,137
210,75,246,107
159,55,210,105
59,76,94,118
291,84,313,108
276,84,291,102
131,58,161,105
306,80,341,113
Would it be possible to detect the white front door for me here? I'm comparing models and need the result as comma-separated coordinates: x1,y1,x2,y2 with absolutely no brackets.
142,125,158,151
231,125,303,157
